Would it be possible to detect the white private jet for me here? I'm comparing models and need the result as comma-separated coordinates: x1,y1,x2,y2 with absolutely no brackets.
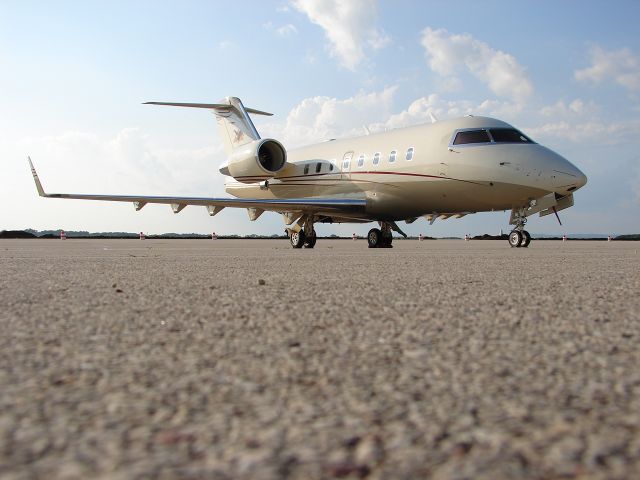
29,96,587,248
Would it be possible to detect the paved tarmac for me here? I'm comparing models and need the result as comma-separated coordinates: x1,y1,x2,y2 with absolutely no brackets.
1,238,639,479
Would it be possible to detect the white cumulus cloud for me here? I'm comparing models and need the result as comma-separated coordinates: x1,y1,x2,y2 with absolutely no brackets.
385,95,522,130
291,0,390,70
575,45,640,91
539,99,595,117
260,87,397,147
276,23,298,36
420,27,533,102
22,129,224,195
525,119,640,144
258,88,526,149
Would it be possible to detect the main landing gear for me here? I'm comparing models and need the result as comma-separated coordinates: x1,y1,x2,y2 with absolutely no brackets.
287,218,407,250
289,229,317,249
367,221,406,248
287,215,317,249
508,208,531,248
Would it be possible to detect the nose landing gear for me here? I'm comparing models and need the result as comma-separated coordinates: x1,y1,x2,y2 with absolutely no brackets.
508,229,531,248
508,208,531,248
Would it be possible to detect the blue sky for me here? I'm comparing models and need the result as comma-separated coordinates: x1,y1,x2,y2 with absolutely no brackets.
2,1,639,236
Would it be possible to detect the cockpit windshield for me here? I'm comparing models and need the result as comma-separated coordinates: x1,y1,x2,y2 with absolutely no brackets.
452,128,535,146
489,128,534,143
453,130,491,145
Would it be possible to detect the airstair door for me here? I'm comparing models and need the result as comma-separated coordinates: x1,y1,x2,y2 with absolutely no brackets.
341,151,353,181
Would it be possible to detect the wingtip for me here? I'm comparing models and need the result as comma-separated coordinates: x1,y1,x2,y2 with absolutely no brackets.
27,157,47,197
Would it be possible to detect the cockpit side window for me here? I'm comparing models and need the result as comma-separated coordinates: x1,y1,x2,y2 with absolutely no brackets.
453,130,491,145
489,128,534,143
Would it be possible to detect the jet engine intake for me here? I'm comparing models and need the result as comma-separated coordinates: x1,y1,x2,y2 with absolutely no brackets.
221,138,287,183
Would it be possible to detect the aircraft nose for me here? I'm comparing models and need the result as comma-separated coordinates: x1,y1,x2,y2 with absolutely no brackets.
575,168,588,189
550,152,587,193
564,163,587,192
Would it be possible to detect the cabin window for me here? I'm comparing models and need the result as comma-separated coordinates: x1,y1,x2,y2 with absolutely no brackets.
489,128,534,143
389,150,397,163
304,164,309,175
357,154,365,168
453,130,491,145
372,152,380,165
329,163,334,171
405,147,414,161
315,162,322,173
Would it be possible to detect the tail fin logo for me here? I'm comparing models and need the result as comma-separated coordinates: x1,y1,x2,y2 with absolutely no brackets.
233,129,245,143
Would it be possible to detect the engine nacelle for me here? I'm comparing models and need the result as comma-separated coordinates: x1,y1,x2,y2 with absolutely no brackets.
219,138,287,183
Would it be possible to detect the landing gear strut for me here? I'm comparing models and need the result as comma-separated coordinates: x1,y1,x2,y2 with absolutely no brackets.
508,208,531,248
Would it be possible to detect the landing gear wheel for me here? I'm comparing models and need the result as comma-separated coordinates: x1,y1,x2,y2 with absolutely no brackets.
367,228,382,248
304,232,317,248
520,230,531,248
290,229,306,249
381,232,393,248
508,230,523,248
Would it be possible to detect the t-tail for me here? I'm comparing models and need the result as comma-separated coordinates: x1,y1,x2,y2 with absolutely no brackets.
143,97,273,155
144,97,287,182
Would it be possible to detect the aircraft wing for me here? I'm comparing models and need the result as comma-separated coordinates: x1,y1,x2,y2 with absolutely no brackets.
28,158,367,218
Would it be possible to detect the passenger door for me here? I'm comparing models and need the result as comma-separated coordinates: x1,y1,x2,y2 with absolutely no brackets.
341,151,353,181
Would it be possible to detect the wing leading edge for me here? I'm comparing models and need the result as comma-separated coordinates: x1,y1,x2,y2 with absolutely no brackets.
27,158,367,218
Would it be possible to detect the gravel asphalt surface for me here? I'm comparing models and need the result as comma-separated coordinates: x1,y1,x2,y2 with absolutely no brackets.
1,238,639,479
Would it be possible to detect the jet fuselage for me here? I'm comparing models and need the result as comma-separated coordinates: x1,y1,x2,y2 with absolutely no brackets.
225,116,587,221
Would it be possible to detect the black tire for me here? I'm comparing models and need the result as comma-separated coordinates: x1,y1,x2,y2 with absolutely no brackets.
508,230,523,248
290,229,306,249
304,232,317,248
367,228,382,248
381,232,393,248
521,230,531,248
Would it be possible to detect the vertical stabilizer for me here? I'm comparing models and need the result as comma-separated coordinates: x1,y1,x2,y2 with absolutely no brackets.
214,97,260,154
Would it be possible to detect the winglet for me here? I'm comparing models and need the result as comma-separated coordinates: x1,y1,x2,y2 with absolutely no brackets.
28,157,47,197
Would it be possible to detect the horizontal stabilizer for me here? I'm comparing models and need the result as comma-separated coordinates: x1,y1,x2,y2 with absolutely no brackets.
143,101,273,116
